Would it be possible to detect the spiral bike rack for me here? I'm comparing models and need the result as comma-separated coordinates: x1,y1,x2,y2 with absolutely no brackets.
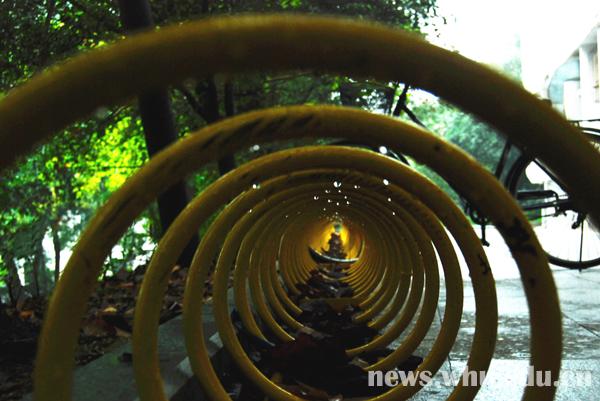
1,14,599,401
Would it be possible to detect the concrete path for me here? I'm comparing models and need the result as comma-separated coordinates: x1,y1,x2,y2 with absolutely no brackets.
407,226,600,400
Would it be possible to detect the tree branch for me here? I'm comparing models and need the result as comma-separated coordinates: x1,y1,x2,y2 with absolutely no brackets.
392,84,426,128
177,85,210,122
218,80,236,173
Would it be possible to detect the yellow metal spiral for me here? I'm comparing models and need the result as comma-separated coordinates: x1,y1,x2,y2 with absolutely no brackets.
0,14,599,401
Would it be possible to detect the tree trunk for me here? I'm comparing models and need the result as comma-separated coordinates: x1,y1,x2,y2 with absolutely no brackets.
117,0,199,266
218,80,237,173
30,240,45,298
3,253,22,307
192,77,238,174
51,220,61,285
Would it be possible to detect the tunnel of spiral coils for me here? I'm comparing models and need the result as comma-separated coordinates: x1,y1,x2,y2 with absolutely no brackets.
0,15,599,401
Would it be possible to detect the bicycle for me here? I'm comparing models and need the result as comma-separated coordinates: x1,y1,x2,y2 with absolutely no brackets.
451,120,600,270
335,85,600,270
499,122,600,269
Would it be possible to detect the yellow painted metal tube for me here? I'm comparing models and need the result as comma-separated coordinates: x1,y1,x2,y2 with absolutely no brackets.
256,176,431,340
210,187,383,399
238,177,437,364
340,228,388,301
291,185,444,369
229,166,492,396
350,193,458,369
208,185,399,399
360,192,437,333
233,218,273,339
230,177,338,339
173,167,394,354
230,178,397,337
355,192,431,332
242,208,307,332
265,198,384,315
253,194,380,310
342,193,429,335
258,244,303,331
353,203,419,324
182,146,490,401
236,206,296,342
308,195,398,310
26,105,564,401
367,200,437,334
292,190,415,328
260,205,386,332
351,245,388,300
245,196,369,340
352,197,414,309
220,175,437,366
270,254,303,316
348,232,383,290
0,13,589,401
307,194,396,308
1,16,597,227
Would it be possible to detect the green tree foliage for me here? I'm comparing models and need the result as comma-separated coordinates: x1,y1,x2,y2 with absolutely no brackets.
402,55,523,208
410,99,506,206
0,0,439,303
412,98,506,171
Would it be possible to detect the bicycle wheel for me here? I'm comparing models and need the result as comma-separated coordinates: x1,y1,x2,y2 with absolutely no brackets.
506,134,600,269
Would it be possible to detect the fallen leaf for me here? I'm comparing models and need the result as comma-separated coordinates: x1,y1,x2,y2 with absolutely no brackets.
102,306,118,314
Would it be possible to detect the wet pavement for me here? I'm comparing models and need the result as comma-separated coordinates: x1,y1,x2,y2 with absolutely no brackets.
405,227,600,400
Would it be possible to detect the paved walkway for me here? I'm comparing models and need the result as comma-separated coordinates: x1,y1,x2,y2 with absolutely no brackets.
407,227,600,400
